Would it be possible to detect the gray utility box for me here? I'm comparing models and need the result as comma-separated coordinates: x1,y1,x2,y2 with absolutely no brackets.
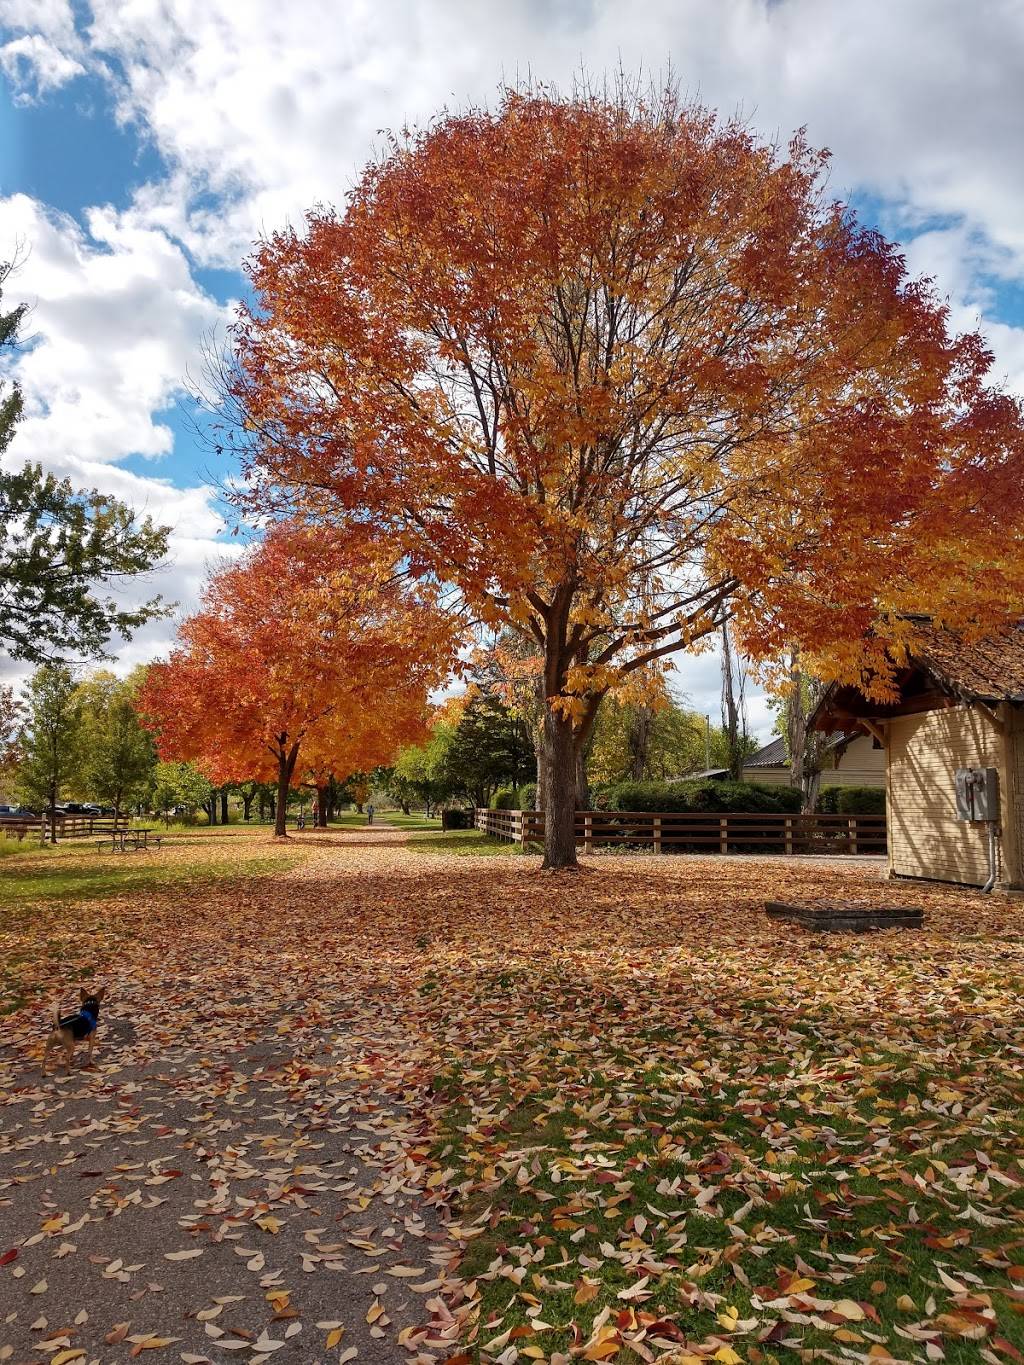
954,767,1000,822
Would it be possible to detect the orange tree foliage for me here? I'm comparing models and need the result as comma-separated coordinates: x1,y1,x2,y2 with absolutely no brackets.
300,690,431,825
139,524,454,836
226,83,1024,867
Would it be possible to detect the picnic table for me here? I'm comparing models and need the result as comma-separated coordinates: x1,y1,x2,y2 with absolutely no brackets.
96,827,161,854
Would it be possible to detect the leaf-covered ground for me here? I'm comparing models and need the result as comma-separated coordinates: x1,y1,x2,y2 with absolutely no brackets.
2,825,1023,1365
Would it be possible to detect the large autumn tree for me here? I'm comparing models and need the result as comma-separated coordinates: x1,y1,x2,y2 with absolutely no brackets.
225,82,1024,867
139,524,453,836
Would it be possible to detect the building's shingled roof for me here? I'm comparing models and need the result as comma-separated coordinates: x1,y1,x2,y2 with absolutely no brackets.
744,733,851,768
913,621,1024,703
745,736,788,767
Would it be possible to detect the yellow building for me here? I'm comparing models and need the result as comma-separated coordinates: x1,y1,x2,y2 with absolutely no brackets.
740,733,886,789
813,623,1024,890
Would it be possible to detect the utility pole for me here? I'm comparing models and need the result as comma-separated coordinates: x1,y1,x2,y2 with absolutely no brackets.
705,713,711,770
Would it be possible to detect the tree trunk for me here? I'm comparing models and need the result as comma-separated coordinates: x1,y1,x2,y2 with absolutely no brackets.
242,790,254,822
542,702,578,870
575,696,601,811
220,789,229,824
207,793,217,825
721,624,742,779
316,784,329,828
786,650,825,814
274,742,300,837
533,730,546,811
48,779,57,845
268,792,276,819
628,705,653,782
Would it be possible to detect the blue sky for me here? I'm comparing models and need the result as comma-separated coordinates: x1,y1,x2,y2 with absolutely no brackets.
1,0,1023,731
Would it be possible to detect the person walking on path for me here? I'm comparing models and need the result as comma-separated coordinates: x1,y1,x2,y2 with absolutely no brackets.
367,803,375,826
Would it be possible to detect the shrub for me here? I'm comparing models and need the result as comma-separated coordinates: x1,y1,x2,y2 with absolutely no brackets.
817,786,841,814
442,808,472,829
520,783,537,810
835,785,887,816
490,788,519,810
606,779,802,814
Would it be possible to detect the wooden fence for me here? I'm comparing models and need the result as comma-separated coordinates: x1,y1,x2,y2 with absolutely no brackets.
0,813,131,843
474,808,887,856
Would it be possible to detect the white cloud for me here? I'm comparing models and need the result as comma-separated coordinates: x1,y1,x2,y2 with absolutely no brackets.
0,32,83,99
0,195,228,469
18,0,1014,287
0,194,235,671
0,0,81,99
3,0,1024,691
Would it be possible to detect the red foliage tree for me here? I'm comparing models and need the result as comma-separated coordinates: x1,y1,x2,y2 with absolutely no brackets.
140,525,453,836
225,83,1024,867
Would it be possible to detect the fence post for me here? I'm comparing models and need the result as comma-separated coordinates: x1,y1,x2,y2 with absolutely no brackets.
720,816,728,854
653,815,662,855
785,816,793,856
849,817,858,855
583,812,593,855
517,810,526,847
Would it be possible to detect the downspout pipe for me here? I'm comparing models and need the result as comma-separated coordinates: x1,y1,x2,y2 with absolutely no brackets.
981,821,999,894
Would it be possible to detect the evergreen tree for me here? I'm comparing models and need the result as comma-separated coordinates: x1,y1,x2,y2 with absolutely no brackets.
16,663,84,841
0,260,173,664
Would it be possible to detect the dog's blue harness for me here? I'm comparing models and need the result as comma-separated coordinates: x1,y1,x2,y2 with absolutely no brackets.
79,1007,97,1035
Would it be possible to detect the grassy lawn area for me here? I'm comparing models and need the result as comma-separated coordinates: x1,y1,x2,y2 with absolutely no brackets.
407,827,538,856
407,860,1024,1363
0,830,300,1015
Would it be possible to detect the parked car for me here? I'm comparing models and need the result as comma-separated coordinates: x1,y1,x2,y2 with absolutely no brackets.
62,802,103,816
0,804,34,817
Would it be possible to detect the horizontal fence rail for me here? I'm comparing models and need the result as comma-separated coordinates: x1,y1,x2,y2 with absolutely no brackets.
0,813,131,842
474,808,887,856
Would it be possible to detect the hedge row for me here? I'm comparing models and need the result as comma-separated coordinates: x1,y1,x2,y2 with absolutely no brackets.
600,779,804,814
817,785,887,816
491,784,538,810
488,780,885,815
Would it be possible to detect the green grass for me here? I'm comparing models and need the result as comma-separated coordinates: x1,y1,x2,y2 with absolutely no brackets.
0,848,300,913
407,828,540,856
429,978,1024,1362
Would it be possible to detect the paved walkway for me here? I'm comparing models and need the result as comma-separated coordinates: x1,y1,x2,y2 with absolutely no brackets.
0,826,456,1365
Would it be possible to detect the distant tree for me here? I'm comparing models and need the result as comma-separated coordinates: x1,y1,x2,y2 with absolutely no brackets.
391,712,464,811
589,693,741,787
0,682,25,784
441,691,536,807
720,624,751,780
152,760,213,824
0,260,172,665
16,663,84,841
140,523,453,837
773,649,831,813
78,670,157,820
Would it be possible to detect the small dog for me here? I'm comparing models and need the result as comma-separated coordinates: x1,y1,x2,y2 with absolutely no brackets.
43,987,106,1073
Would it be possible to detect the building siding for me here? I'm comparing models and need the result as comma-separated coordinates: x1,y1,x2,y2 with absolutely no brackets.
887,706,1006,887
1007,707,1024,889
742,734,886,789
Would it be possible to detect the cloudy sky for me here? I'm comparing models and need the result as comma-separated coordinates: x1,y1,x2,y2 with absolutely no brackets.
1,0,1022,738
